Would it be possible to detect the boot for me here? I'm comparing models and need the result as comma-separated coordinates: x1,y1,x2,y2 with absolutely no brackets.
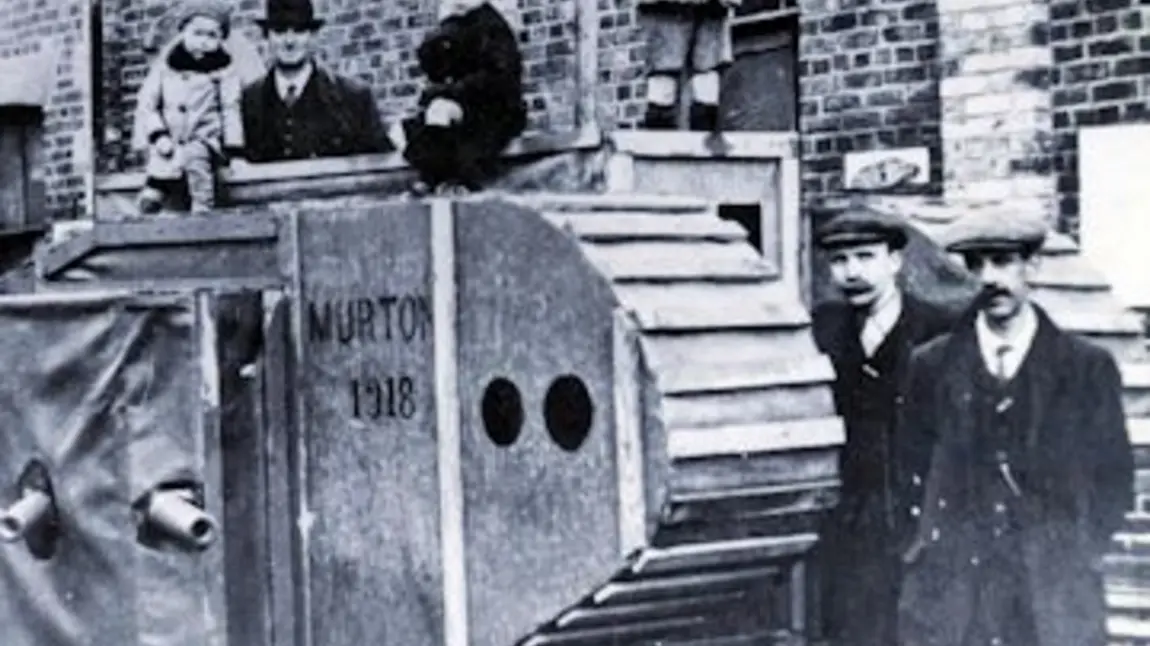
642,103,678,130
688,102,720,133
137,185,165,215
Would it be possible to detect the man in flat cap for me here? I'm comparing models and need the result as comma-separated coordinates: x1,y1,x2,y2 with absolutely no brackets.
810,205,954,646
896,209,1132,646
241,0,394,162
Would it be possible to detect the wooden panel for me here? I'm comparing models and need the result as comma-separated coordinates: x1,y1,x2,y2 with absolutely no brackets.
454,199,628,646
289,202,444,646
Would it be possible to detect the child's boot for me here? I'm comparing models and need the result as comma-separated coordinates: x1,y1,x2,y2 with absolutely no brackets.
137,184,165,215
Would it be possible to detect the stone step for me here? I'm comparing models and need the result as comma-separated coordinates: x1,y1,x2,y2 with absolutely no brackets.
582,240,774,283
1083,335,1149,364
1125,364,1150,417
1040,232,1081,257
1110,615,1150,640
640,330,824,377
517,192,711,213
662,385,837,431
1030,253,1114,291
614,283,808,333
1108,586,1150,611
544,212,747,242
669,442,840,496
629,535,819,576
1130,417,1150,448
656,355,835,397
667,417,844,461
1048,309,1146,336
1033,287,1124,315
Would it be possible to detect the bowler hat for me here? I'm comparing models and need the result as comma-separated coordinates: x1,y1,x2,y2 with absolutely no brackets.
815,205,909,251
256,0,325,31
941,206,1048,256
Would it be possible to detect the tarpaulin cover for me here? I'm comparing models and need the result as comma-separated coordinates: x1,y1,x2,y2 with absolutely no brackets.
0,291,215,646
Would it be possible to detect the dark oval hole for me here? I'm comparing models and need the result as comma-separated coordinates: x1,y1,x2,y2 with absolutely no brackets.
481,377,524,447
544,374,594,452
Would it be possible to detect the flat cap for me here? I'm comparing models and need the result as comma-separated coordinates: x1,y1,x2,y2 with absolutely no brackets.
940,207,1048,255
815,205,909,250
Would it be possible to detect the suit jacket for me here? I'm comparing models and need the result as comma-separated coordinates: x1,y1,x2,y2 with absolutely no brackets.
241,65,393,163
897,305,1132,646
811,294,953,645
813,294,953,531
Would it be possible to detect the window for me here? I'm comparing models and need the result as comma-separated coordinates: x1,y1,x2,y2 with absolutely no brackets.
720,11,799,132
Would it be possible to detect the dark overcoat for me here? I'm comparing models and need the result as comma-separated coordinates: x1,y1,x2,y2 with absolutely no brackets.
811,294,953,645
241,65,393,163
402,2,527,187
897,305,1133,646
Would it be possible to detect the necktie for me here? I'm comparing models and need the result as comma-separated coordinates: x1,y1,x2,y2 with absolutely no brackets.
284,84,298,107
995,344,1011,380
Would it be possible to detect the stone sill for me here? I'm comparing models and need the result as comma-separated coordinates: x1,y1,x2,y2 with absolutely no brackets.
96,124,604,194
92,126,799,218
610,130,797,160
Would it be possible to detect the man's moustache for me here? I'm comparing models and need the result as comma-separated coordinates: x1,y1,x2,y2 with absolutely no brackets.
841,283,873,295
976,285,1011,304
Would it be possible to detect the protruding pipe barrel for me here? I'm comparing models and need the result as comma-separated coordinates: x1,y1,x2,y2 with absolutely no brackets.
143,490,218,550
0,490,52,543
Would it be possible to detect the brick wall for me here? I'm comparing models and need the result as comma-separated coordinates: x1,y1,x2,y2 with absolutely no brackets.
0,0,90,218
596,0,646,128
1050,0,1148,237
797,0,944,202
936,0,1056,222
98,0,621,173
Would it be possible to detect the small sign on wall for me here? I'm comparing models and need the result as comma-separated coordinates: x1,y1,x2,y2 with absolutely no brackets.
843,147,930,191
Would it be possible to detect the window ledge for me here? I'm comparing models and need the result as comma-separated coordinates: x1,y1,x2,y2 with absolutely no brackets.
95,125,603,193
609,130,798,160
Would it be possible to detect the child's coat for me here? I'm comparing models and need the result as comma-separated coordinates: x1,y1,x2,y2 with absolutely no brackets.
131,38,244,181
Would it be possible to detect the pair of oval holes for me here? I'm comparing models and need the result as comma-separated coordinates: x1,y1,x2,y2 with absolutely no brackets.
481,375,593,451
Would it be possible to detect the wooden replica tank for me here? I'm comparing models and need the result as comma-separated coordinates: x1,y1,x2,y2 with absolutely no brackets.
0,131,847,646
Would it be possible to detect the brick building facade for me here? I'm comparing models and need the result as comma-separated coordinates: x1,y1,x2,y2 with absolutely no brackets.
0,0,91,219
0,0,1147,234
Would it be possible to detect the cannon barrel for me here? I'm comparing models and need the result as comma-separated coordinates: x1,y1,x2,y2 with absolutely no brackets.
143,489,218,550
0,490,52,543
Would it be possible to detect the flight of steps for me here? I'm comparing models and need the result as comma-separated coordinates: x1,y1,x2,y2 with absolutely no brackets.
1027,234,1150,646
865,196,1150,646
509,193,843,646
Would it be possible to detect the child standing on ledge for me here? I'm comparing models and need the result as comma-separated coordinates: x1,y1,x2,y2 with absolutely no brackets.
132,0,245,215
638,0,740,133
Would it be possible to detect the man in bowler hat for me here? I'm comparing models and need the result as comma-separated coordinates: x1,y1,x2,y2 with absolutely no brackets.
241,0,394,162
810,204,953,646
896,209,1132,646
